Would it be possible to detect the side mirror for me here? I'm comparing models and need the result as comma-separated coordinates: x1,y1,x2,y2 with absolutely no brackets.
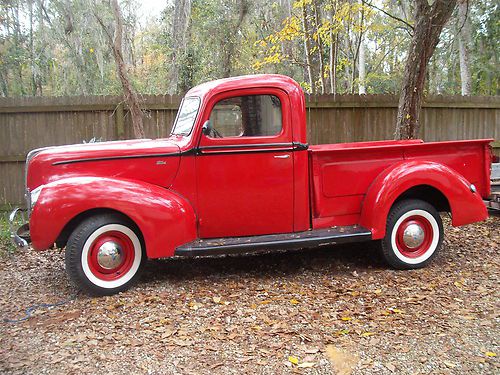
202,120,211,136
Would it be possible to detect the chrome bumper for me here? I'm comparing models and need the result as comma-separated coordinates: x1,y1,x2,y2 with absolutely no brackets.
9,208,31,250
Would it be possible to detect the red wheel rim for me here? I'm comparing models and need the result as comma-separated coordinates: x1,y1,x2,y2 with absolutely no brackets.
395,216,433,258
87,231,135,281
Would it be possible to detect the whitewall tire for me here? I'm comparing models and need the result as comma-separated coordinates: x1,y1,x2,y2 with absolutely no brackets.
381,199,443,269
65,214,145,296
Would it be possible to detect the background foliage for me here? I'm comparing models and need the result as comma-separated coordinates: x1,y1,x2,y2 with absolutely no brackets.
0,0,498,97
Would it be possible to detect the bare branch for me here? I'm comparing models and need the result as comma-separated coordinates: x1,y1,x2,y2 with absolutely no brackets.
363,0,414,33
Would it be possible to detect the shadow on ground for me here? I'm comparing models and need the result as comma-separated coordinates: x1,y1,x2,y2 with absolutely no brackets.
142,240,387,285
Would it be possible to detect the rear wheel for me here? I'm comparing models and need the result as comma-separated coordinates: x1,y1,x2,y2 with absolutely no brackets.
381,199,443,269
65,214,145,296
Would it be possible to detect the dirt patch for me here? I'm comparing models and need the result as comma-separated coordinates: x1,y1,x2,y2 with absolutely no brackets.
1,216,498,374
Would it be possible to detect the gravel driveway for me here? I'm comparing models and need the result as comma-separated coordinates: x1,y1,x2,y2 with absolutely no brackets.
1,216,498,374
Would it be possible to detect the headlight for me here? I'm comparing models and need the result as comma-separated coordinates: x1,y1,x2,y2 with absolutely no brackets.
30,186,44,208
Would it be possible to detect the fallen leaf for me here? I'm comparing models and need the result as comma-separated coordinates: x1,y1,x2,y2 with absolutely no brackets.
443,360,456,368
297,362,316,368
386,363,396,372
305,348,319,354
390,308,403,314
485,352,497,357
290,299,300,305
161,328,177,339
288,356,299,365
325,345,358,375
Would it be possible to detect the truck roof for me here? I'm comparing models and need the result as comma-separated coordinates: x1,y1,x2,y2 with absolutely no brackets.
185,74,303,101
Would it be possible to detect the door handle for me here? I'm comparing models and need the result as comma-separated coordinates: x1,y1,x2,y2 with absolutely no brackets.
274,154,290,159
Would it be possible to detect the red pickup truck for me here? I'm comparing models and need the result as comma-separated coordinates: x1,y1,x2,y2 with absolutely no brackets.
10,74,493,295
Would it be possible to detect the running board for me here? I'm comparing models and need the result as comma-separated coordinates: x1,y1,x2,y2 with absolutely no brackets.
175,225,372,257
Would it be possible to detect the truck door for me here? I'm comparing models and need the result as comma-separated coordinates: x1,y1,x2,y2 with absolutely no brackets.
196,89,294,238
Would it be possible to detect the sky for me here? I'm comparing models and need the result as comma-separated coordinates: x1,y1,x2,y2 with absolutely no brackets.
137,0,168,23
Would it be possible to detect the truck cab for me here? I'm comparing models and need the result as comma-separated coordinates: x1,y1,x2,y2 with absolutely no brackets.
171,75,310,238
11,74,492,296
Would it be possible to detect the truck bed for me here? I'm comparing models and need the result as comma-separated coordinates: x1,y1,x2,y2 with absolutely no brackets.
309,139,492,228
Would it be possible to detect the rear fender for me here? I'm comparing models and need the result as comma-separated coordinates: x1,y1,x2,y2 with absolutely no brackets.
30,177,197,258
360,161,488,239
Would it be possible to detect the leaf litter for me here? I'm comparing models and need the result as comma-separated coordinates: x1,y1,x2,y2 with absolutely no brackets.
0,216,498,374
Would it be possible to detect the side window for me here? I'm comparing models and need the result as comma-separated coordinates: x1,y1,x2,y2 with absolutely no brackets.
208,95,282,138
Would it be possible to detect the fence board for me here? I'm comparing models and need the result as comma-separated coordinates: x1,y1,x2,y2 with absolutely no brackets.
0,94,498,208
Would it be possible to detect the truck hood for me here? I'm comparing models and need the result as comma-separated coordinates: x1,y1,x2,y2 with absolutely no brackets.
27,139,182,190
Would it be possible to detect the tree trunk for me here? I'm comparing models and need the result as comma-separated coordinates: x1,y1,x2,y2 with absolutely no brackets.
313,0,326,94
301,3,315,94
28,0,37,96
12,4,26,95
395,0,457,139
358,35,366,94
457,0,472,96
328,5,337,95
222,0,248,78
109,0,144,138
169,0,192,93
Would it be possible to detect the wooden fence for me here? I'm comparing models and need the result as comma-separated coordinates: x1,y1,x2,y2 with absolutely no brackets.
1,94,499,208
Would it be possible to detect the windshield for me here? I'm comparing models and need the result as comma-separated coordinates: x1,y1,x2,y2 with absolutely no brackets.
171,97,200,136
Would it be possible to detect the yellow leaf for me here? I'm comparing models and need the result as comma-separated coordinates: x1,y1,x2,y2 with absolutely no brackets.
485,352,497,357
337,329,350,335
290,299,300,305
288,356,299,365
361,332,375,337
389,308,403,314
341,316,352,321
212,296,221,303
260,300,272,305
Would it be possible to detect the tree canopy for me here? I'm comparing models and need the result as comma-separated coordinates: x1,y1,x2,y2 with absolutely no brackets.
0,0,498,97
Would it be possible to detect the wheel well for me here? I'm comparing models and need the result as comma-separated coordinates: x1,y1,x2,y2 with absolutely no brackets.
55,208,140,248
393,185,450,213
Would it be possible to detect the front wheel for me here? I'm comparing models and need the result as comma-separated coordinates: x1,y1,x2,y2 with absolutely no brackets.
381,199,443,269
65,214,145,296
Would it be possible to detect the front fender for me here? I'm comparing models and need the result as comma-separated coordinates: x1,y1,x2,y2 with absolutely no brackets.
30,177,197,258
359,161,488,239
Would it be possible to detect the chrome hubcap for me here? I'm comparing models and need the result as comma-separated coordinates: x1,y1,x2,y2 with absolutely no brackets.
97,241,123,269
402,223,425,248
